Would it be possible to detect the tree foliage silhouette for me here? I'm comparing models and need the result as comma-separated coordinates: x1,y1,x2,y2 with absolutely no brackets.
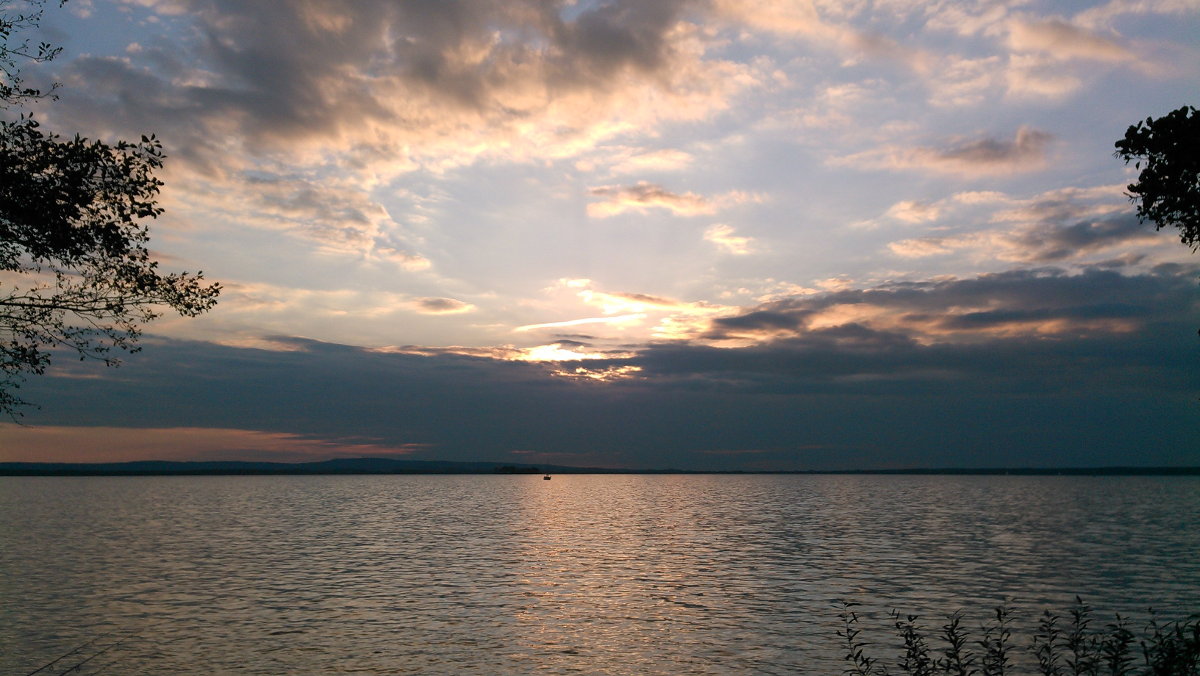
1114,106,1200,250
1,0,219,416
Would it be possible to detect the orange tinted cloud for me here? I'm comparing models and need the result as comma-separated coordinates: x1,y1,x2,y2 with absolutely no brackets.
587,182,715,217
1007,19,1135,63
0,425,427,463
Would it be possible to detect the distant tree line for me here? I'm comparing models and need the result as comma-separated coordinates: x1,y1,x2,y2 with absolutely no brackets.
495,465,543,474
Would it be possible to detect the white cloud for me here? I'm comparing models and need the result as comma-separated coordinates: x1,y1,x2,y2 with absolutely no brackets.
704,224,755,254
515,314,648,332
885,200,942,224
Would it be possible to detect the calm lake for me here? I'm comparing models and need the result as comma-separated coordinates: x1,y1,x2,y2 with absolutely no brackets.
2,474,1198,674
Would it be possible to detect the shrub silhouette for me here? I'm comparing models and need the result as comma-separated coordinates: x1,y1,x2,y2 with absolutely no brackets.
839,598,1199,675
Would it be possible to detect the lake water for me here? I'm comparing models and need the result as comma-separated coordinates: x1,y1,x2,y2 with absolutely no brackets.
1,474,1198,674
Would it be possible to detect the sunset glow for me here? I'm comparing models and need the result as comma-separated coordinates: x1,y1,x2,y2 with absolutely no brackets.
2,0,1197,469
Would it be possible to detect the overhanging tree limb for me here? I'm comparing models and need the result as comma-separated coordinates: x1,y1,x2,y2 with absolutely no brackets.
1,2,220,417
1114,105,1200,250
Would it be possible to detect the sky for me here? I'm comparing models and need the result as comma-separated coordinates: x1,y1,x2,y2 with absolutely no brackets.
1,0,1198,470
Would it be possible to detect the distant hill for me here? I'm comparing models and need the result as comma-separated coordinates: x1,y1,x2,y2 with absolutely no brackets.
0,459,1197,476
0,458,614,476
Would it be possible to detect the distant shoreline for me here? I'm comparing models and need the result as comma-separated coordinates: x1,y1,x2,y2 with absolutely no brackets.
1,458,1198,476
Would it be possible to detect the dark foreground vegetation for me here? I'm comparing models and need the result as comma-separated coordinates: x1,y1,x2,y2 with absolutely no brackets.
840,598,1199,675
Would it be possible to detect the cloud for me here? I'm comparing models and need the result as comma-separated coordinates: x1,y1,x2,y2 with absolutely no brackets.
11,266,1197,469
1074,0,1199,29
1002,53,1087,99
784,81,883,129
924,127,1054,169
887,185,1166,265
513,279,734,347
890,216,1158,264
857,190,1012,230
925,3,1012,37
143,282,490,349
381,339,637,366
998,14,1161,99
709,1,1169,109
569,285,733,341
588,182,714,217
515,314,647,332
888,238,958,258
0,424,426,463
164,171,428,264
712,0,833,39
55,1,755,173
587,182,760,218
412,297,475,315
923,54,1005,107
582,147,696,174
988,184,1127,223
703,310,804,343
203,283,411,320
693,267,1199,346
1007,19,1135,63
44,0,764,270
704,224,754,254
713,0,1125,112
1006,214,1160,262
372,245,432,271
885,200,942,224
832,127,1054,176
591,291,684,311
712,0,935,73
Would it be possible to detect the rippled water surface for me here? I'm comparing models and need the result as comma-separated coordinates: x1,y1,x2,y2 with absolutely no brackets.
2,474,1199,674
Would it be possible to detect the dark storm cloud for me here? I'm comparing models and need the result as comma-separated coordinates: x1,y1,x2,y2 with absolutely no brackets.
935,302,1145,329
707,310,804,334
889,190,1165,265
701,267,1199,343
1009,212,1158,263
1042,216,1151,255
48,0,699,164
557,1,680,72
609,270,1199,416
1087,254,1146,270
19,268,1199,470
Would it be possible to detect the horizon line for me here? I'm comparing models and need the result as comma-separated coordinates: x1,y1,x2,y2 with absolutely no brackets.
1,457,1198,477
